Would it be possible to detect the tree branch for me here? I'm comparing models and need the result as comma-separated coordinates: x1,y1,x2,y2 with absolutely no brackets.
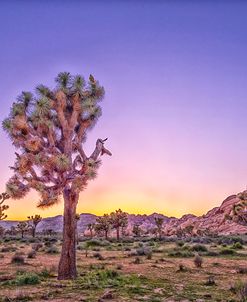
90,138,112,160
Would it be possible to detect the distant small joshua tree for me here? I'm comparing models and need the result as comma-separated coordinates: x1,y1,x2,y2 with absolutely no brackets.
132,224,142,237
27,214,42,237
16,221,29,238
87,223,95,238
95,214,111,239
154,217,164,240
110,209,128,241
0,192,10,221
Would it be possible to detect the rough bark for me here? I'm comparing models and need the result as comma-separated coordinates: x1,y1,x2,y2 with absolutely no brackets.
58,188,78,280
116,227,120,241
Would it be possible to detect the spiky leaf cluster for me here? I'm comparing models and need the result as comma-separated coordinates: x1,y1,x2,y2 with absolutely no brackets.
3,72,111,208
0,193,10,221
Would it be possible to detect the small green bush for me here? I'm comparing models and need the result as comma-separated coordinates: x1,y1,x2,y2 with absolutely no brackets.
176,240,185,247
219,248,236,255
168,250,194,258
232,242,243,250
46,245,59,254
191,244,208,252
206,251,219,256
15,272,40,285
11,253,25,264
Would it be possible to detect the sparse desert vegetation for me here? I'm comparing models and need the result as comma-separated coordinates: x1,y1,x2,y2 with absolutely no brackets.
0,233,246,301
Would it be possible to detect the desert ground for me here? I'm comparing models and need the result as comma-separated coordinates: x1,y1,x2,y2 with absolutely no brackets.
0,235,246,302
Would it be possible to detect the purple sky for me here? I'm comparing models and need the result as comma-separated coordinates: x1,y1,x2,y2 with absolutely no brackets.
0,1,247,219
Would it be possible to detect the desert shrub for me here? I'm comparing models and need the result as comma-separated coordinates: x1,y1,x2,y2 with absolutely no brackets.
116,264,123,270
39,268,52,278
14,272,40,285
237,267,247,274
152,247,163,253
1,246,17,252
191,244,208,252
168,250,194,258
86,239,110,247
27,250,36,259
11,253,25,264
232,242,243,249
133,257,141,264
220,248,236,255
44,241,52,247
133,242,143,248
194,254,203,268
78,269,133,290
46,245,59,254
28,238,37,243
20,238,28,243
177,263,187,272
176,240,185,247
218,236,244,246
32,242,43,251
205,275,216,286
121,238,134,244
3,238,11,242
235,280,247,302
136,246,152,256
127,251,137,257
146,251,152,260
124,247,131,251
181,244,191,250
92,247,101,252
93,252,104,260
206,251,219,256
77,244,84,251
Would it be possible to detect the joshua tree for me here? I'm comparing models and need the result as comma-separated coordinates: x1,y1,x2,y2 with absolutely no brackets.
2,72,111,279
27,214,42,237
95,214,111,239
132,223,142,237
0,193,10,221
154,217,164,240
110,209,128,241
16,221,29,238
87,223,95,238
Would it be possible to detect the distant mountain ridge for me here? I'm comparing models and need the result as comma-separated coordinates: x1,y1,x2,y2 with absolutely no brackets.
1,194,246,236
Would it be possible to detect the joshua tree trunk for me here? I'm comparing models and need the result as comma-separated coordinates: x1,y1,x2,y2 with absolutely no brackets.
32,227,35,238
116,227,120,241
58,188,78,280
105,230,108,240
